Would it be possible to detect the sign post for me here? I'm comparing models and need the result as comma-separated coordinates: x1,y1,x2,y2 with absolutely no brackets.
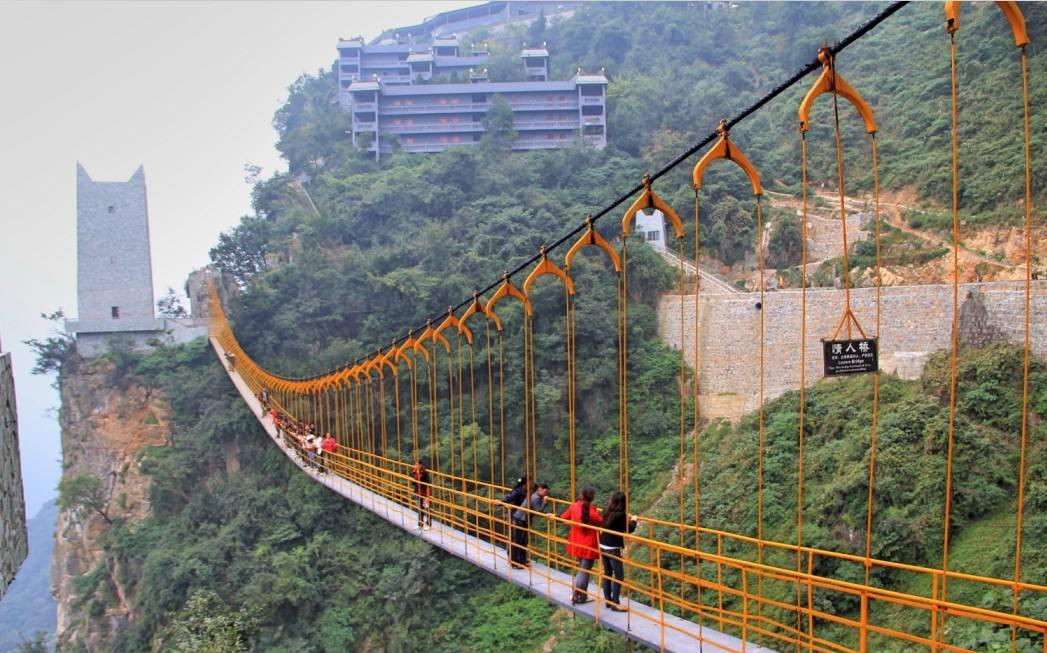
823,338,878,376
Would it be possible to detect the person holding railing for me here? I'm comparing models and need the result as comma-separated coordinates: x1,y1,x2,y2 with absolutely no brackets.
560,486,603,605
510,481,551,568
501,477,531,567
598,491,637,612
412,460,433,530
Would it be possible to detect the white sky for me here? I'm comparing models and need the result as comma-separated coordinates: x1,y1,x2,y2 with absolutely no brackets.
0,1,474,519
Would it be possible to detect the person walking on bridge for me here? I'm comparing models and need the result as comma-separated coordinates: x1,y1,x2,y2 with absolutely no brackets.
412,460,432,530
561,486,602,605
599,491,637,612
320,432,337,474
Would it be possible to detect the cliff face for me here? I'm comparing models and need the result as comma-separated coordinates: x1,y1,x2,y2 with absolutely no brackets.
51,360,169,652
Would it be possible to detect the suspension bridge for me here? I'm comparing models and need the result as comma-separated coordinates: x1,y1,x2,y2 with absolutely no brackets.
208,3,1045,652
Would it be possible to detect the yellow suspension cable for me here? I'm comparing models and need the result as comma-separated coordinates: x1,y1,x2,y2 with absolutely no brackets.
1012,40,1033,652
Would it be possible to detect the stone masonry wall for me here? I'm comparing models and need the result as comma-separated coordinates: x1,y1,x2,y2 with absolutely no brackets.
0,351,28,598
659,281,1047,422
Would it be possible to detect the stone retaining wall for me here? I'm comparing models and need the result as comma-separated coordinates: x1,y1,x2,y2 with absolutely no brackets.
658,281,1047,421
0,352,28,598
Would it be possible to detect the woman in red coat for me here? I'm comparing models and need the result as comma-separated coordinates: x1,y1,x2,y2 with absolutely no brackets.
560,486,603,604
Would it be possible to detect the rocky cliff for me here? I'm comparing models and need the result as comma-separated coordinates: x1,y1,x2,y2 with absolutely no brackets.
51,360,169,652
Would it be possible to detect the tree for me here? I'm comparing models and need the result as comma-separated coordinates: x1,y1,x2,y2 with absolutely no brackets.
158,288,189,318
766,212,803,268
13,632,49,653
209,216,270,287
167,590,259,653
527,8,547,44
57,474,111,524
24,309,76,376
481,95,517,151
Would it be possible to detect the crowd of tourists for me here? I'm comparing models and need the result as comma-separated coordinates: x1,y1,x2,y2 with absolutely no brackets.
255,384,639,613
268,405,338,475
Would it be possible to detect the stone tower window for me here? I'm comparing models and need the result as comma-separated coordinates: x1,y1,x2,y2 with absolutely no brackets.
107,205,116,214
111,306,120,319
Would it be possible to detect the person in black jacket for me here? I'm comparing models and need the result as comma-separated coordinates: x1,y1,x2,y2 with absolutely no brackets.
412,460,432,529
501,477,530,567
599,491,638,611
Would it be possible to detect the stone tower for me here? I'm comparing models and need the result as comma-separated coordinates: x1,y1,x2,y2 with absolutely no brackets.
76,163,157,325
68,164,170,356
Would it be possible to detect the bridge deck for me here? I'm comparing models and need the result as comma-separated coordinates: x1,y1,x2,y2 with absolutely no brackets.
212,337,774,653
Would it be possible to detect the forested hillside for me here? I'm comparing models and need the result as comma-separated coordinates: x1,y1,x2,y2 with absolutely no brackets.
47,3,1045,651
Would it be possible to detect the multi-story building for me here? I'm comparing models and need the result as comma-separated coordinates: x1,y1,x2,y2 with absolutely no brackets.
338,36,607,158
335,3,604,157
336,34,491,95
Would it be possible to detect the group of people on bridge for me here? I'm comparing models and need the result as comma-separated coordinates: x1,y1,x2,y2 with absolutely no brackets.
413,460,639,611
258,381,643,613
267,402,338,474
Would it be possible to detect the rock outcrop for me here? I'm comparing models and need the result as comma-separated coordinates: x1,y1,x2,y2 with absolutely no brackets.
51,360,169,652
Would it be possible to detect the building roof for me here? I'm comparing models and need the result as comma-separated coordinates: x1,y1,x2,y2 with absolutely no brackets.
406,52,435,63
338,37,365,48
575,73,609,85
433,35,460,46
520,48,550,58
349,80,381,92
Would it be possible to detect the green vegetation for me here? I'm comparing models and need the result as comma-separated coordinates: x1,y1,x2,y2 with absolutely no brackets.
11,634,48,653
640,343,1046,651
167,590,260,653
57,474,111,525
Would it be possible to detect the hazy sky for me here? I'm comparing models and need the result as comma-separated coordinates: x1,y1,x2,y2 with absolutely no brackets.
0,1,473,519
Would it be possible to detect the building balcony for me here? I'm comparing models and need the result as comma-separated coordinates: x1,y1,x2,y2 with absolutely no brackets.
375,74,414,85
381,122,484,134
375,99,579,115
351,101,378,112
353,121,378,131
388,141,481,153
581,115,604,125
515,119,580,130
580,95,605,105
360,59,410,69
583,135,605,147
508,99,579,111
381,102,488,115
512,138,576,151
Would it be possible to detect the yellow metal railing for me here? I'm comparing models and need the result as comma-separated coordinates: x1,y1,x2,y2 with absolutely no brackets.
211,309,1047,653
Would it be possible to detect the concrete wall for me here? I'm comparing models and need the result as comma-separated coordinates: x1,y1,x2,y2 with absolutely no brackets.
0,352,28,598
74,319,209,358
659,281,1047,421
76,164,156,329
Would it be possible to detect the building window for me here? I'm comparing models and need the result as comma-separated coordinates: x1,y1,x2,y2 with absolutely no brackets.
111,306,120,319
647,231,660,242
107,205,116,214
